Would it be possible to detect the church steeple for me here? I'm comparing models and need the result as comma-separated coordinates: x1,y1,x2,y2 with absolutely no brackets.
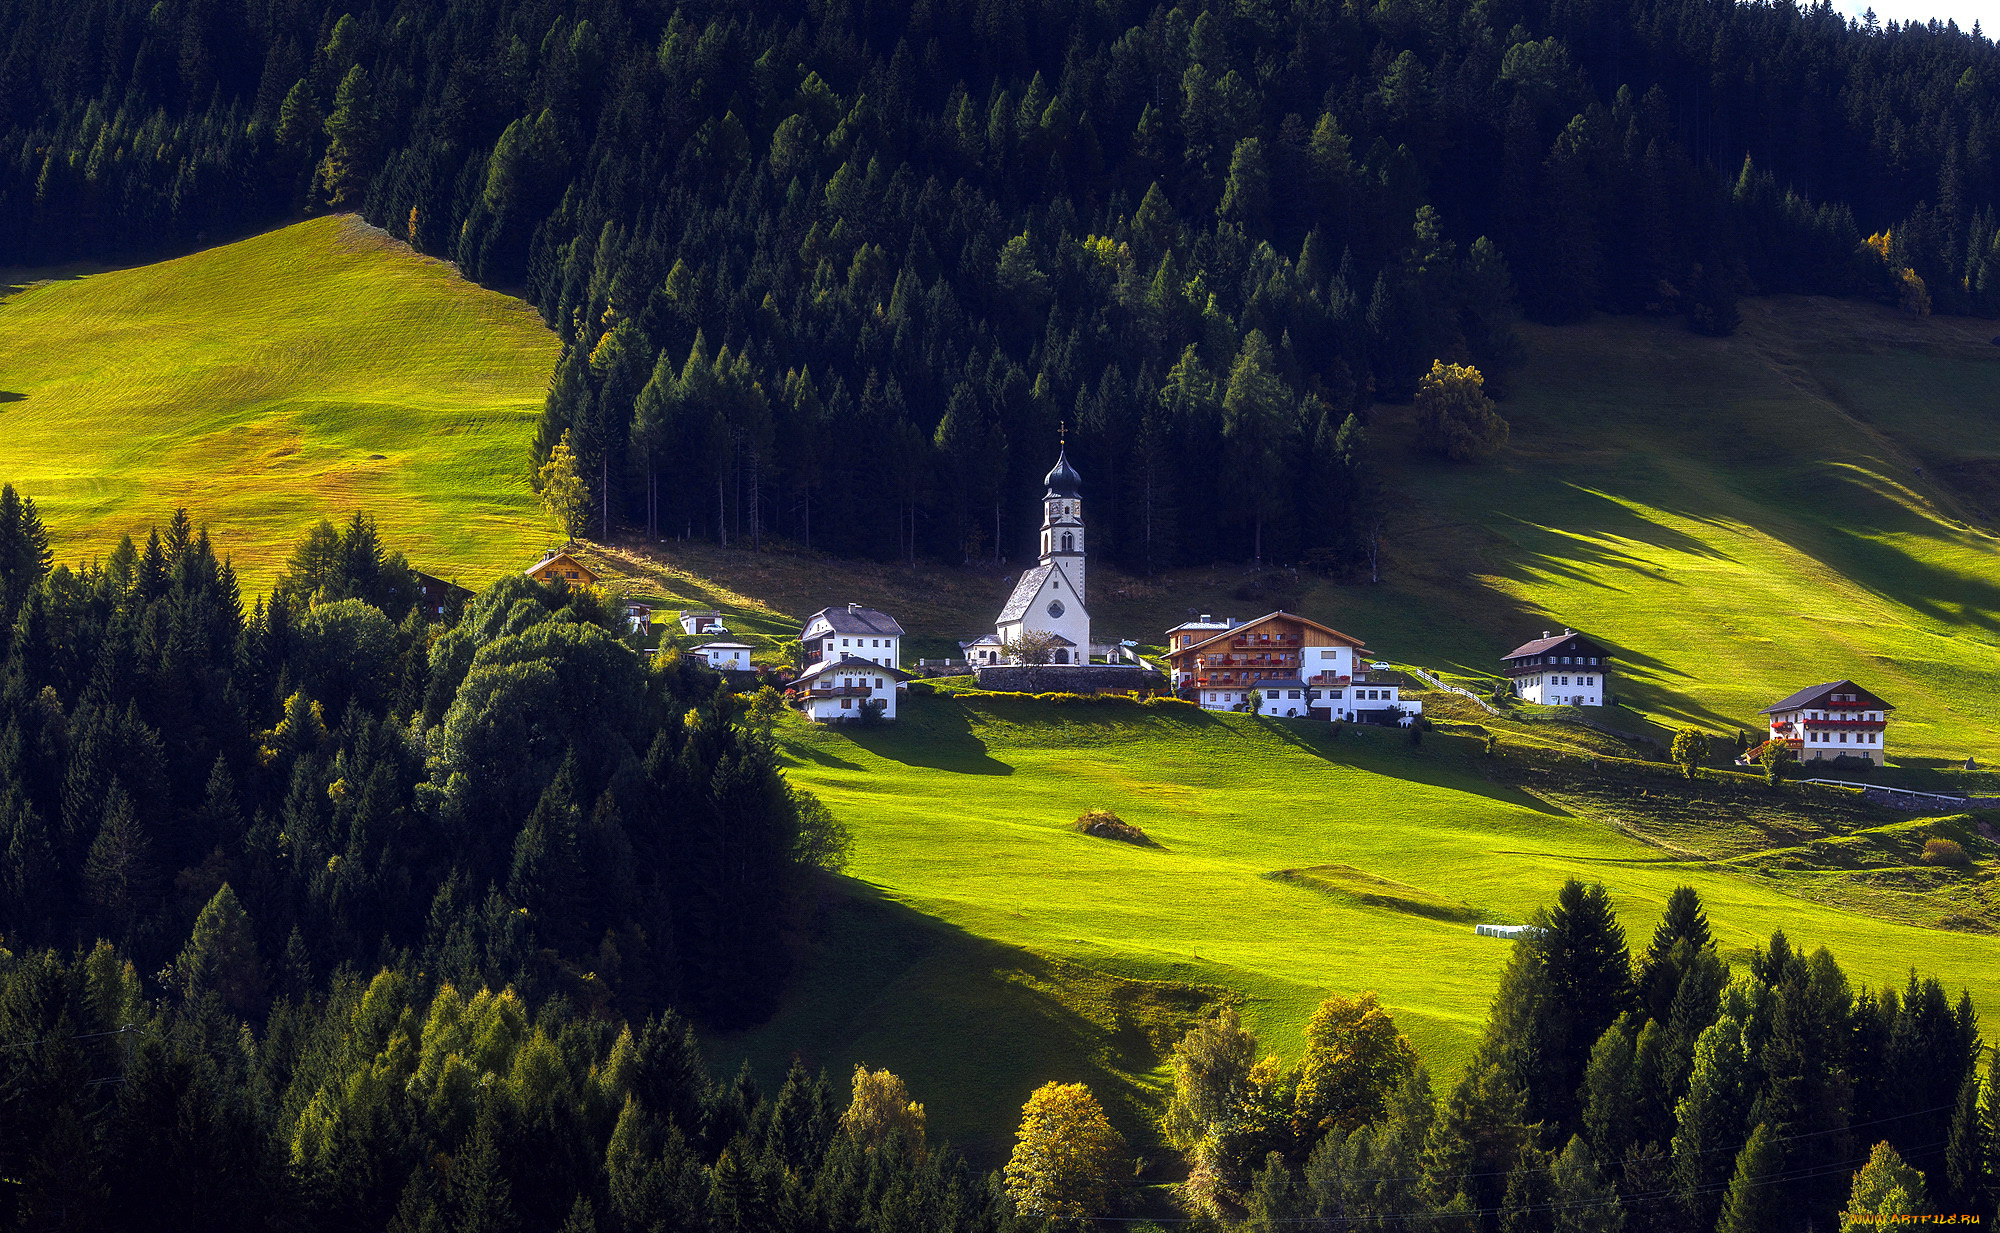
1039,430,1085,605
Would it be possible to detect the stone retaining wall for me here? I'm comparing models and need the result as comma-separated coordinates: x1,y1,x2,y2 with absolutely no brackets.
971,663,1167,693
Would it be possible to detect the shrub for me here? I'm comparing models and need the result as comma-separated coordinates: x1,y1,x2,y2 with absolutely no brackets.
1142,695,1198,709
1921,837,1971,869
1075,808,1155,846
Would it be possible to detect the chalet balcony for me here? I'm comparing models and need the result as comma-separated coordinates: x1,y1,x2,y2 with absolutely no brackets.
805,686,874,698
1232,636,1301,649
1197,653,1299,668
1774,719,1886,731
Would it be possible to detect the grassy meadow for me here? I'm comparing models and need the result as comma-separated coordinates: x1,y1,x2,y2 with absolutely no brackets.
731,693,2000,1160
0,216,560,594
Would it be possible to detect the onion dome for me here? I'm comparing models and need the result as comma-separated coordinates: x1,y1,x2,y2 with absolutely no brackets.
1043,447,1082,498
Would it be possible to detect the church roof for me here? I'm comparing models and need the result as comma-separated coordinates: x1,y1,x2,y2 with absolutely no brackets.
998,562,1086,624
1043,447,1082,498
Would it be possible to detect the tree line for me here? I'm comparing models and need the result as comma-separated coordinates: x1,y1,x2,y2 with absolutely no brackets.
2,0,1997,570
1162,881,1995,1232
0,490,840,1032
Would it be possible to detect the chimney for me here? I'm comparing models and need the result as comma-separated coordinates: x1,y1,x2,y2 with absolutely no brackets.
848,602,860,613
1564,628,1574,636
1542,630,1551,638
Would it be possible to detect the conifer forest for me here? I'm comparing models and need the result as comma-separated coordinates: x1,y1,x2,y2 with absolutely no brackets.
3,0,2000,1228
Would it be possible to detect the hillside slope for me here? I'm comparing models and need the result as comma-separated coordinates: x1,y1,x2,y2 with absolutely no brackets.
749,695,2000,1159
0,216,559,593
605,297,2000,766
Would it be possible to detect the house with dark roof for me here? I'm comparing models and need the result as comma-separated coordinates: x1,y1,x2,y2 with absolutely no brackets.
794,655,913,722
1759,680,1894,766
414,571,473,620
692,641,755,672
1501,629,1613,707
803,603,904,670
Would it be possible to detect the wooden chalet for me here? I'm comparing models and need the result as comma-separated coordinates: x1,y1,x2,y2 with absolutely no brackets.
526,551,599,588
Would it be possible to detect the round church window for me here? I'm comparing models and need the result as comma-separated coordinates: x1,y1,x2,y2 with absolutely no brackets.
1048,600,1065,618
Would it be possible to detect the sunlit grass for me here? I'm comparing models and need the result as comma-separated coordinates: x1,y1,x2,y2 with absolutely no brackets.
0,215,560,594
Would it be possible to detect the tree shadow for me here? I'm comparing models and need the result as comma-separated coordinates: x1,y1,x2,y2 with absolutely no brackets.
781,741,862,771
708,880,1220,1169
0,392,22,404
835,695,1013,775
1241,714,1578,817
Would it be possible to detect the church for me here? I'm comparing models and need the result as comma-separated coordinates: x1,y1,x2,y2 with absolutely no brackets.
978,445,1094,665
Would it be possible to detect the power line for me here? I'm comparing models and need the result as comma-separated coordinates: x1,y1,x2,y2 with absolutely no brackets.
0,1023,137,1051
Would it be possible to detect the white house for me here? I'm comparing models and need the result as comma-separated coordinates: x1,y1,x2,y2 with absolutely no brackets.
625,601,654,637
692,641,754,672
794,656,912,722
803,604,904,669
1760,680,1894,766
993,447,1092,661
678,609,726,636
1501,629,1612,706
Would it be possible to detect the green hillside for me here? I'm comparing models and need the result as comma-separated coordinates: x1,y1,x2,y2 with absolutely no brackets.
0,216,559,594
738,694,2000,1159
602,297,2000,767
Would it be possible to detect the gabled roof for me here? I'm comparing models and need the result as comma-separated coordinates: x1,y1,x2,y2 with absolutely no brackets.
794,655,913,685
1502,630,1610,661
997,561,1085,623
960,634,1002,648
679,607,721,618
1173,610,1365,656
526,552,598,582
805,605,906,636
1166,619,1235,635
693,641,755,650
1759,680,1894,714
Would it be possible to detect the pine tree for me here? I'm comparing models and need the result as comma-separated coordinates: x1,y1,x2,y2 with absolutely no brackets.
1715,1123,1781,1233
316,65,382,206
173,883,265,1015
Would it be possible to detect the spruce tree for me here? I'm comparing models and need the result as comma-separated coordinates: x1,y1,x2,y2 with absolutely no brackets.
1715,1122,1781,1233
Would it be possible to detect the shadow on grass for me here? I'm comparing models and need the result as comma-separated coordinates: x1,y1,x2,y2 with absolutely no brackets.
0,392,22,404
836,696,1013,775
782,741,863,771
1247,715,1578,817
708,879,1225,1170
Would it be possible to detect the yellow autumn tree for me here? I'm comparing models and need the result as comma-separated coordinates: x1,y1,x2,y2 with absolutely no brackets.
1292,990,1418,1139
839,1065,927,1158
1413,360,1509,461
1863,230,1931,316
536,430,591,545
1004,1081,1128,1224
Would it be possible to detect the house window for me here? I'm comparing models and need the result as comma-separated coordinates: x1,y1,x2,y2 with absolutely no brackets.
841,698,853,709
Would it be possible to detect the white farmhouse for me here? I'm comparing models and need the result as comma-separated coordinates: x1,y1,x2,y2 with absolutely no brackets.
794,656,912,722
624,601,654,637
692,641,754,672
993,448,1091,662
1760,680,1893,766
1500,629,1612,706
803,604,904,670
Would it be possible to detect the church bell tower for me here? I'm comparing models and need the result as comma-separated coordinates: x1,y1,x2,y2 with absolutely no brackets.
1039,435,1085,605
